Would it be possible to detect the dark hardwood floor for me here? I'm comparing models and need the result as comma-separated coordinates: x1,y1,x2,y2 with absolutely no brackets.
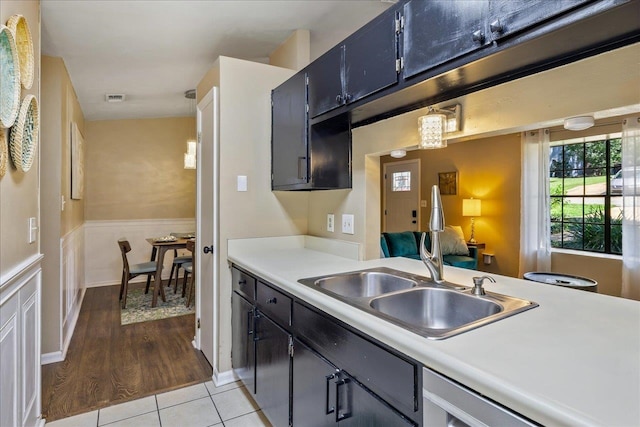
41,282,213,422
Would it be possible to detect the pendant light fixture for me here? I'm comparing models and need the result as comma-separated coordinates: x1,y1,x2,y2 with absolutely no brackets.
418,104,461,149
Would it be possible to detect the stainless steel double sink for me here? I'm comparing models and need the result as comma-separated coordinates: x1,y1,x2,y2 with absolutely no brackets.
298,267,538,339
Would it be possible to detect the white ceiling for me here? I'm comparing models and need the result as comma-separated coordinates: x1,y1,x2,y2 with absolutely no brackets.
41,0,393,121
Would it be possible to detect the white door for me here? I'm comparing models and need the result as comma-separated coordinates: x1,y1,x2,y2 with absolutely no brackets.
383,159,421,232
196,88,218,367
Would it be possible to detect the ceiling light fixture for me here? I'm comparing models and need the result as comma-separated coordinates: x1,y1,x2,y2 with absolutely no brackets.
564,115,594,131
390,149,407,158
418,104,461,149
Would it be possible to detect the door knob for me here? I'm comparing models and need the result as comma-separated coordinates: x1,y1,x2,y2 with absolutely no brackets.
203,245,214,254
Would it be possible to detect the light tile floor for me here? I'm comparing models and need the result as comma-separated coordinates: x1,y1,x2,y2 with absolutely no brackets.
46,381,272,427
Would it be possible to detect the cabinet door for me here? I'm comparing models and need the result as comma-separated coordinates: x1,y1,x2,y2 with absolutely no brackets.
272,72,309,188
255,313,290,427
344,12,398,105
488,0,591,41
231,292,255,393
335,372,415,427
308,46,344,118
402,0,489,79
292,339,339,427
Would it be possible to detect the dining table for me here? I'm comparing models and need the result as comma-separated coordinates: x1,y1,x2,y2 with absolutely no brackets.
146,236,192,307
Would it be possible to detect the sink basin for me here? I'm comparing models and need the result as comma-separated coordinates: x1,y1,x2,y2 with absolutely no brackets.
369,287,537,338
370,288,501,330
298,268,538,339
302,269,417,298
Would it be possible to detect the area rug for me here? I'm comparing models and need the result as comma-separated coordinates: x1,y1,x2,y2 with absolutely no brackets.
121,286,194,325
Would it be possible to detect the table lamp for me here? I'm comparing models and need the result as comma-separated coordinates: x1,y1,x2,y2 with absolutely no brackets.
462,198,481,243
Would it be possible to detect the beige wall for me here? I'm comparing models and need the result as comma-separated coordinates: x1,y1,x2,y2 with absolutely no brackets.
269,29,311,71
0,0,41,277
40,55,86,353
197,57,309,375
380,134,522,278
84,117,196,220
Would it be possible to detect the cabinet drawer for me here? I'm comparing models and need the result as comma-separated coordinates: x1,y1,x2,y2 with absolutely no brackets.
257,281,292,327
293,301,418,421
232,267,256,302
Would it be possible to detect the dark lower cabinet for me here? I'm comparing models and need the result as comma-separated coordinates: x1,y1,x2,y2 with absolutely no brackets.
292,339,414,427
255,312,290,427
231,266,421,427
231,292,254,393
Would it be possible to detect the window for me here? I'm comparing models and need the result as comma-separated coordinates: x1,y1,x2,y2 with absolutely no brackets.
392,171,411,192
549,135,622,254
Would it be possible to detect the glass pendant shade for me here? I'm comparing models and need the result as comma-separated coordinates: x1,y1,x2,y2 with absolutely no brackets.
418,113,447,149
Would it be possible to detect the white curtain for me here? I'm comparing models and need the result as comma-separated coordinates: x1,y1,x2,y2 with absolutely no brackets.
519,129,551,277
621,116,640,300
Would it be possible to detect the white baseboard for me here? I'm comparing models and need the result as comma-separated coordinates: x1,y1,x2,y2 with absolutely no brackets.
41,351,64,365
213,368,237,386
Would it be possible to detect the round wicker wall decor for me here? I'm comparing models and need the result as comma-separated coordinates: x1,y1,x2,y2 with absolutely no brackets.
0,25,21,128
7,15,34,90
9,94,39,172
0,127,7,177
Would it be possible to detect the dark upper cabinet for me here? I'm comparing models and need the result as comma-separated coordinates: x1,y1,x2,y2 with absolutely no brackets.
344,13,399,110
308,11,399,118
271,72,309,188
307,46,344,118
487,0,592,41
402,0,490,79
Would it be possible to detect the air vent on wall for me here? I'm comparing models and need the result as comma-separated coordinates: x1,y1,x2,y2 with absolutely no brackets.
105,94,126,103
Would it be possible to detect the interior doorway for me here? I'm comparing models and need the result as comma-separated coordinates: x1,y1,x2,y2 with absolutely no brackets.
383,159,421,232
195,87,218,367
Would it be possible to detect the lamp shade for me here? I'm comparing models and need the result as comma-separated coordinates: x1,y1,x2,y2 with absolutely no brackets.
462,198,481,217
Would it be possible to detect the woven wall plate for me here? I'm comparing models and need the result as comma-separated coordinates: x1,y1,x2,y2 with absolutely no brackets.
9,95,39,172
7,15,34,90
0,25,21,128
0,127,7,177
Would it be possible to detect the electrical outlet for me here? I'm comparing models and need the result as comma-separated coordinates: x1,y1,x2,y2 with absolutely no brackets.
327,214,335,232
341,214,354,235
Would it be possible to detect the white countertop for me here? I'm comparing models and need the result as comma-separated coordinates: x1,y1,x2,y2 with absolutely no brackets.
227,236,640,427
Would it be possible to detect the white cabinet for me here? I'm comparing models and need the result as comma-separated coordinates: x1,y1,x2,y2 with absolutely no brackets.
0,262,42,427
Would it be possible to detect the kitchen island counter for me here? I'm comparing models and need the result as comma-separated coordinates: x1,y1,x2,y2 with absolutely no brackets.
228,236,640,427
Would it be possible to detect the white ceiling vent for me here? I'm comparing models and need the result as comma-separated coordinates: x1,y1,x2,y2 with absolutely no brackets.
105,94,126,103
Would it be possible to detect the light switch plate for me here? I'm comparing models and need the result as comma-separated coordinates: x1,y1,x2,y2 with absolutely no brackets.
29,217,37,243
341,214,354,235
421,200,427,208
237,175,247,192
327,214,335,232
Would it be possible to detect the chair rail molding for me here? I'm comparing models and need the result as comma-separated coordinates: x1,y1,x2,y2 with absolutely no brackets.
84,218,197,288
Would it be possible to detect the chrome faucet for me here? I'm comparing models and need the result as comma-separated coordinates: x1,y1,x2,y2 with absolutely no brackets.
420,185,445,283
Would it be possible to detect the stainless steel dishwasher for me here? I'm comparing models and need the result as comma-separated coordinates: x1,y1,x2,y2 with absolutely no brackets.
423,368,539,427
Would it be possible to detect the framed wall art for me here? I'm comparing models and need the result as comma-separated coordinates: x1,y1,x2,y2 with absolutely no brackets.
71,122,84,199
438,171,458,195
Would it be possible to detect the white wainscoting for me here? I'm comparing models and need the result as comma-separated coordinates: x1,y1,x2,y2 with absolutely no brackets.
84,219,196,288
0,257,43,427
60,226,85,361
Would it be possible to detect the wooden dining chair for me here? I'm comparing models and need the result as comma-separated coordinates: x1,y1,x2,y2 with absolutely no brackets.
183,239,196,307
118,238,164,309
167,233,193,293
